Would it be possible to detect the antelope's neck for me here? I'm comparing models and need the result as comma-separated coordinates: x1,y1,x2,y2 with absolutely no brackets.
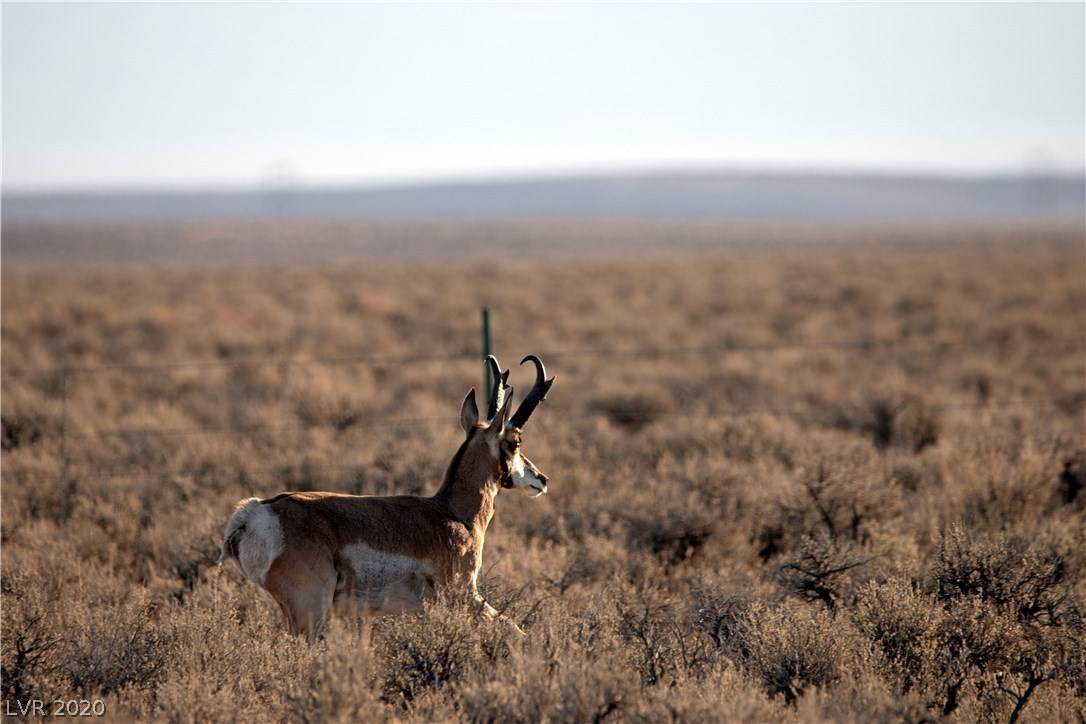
435,439,499,534
446,481,496,534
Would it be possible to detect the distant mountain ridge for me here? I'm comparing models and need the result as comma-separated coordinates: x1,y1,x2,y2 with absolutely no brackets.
4,170,1084,223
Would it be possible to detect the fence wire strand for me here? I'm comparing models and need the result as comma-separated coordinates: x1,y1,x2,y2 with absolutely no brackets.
5,395,1077,487
3,333,1083,486
9,333,1081,380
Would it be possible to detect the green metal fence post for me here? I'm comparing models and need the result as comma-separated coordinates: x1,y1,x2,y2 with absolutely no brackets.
481,306,493,397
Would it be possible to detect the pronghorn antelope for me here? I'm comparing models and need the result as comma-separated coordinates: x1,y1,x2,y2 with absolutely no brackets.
221,354,555,639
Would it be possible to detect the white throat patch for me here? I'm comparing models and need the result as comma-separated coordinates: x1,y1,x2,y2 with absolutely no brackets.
509,451,546,496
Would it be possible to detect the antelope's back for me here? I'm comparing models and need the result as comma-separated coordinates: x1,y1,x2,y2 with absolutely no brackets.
261,491,468,561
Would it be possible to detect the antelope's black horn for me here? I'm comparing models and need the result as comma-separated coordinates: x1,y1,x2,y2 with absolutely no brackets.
485,355,509,420
509,354,554,429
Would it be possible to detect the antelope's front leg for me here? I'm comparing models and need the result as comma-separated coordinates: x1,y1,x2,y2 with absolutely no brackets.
471,588,525,635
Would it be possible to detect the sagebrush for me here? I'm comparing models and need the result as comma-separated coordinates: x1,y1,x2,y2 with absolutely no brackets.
2,223,1084,722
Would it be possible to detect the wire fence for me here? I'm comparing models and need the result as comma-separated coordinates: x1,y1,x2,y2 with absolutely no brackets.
5,396,1073,488
3,330,1083,487
59,393,1069,443
9,332,1080,380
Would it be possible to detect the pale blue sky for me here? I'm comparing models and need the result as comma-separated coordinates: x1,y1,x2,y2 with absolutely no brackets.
3,2,1083,191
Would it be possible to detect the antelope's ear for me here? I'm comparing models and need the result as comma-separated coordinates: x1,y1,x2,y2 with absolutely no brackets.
488,386,514,434
460,388,480,432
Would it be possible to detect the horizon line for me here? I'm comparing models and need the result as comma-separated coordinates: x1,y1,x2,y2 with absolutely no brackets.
5,162,1084,198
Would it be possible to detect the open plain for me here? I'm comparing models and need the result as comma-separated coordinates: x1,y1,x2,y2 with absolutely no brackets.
2,221,1084,722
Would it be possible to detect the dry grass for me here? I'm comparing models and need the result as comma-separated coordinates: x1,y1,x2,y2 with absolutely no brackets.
2,223,1084,722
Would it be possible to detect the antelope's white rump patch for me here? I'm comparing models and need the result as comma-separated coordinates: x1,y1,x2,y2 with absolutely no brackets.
223,498,284,586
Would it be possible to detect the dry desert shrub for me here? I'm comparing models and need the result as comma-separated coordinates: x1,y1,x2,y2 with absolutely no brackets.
829,390,942,453
588,389,671,431
777,533,876,611
1057,448,1086,507
2,230,1084,722
851,527,1085,721
755,436,897,561
373,597,510,707
1,574,63,704
927,526,1076,626
727,599,863,704
456,616,637,723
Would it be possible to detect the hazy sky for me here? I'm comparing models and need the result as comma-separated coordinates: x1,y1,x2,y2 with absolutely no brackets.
3,2,1083,191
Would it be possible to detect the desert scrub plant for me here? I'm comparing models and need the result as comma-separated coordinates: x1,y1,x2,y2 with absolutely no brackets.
757,439,895,559
704,598,860,705
63,598,176,697
777,534,875,611
690,583,765,654
948,432,1070,532
929,595,1018,717
852,578,942,696
3,236,1085,722
1057,448,1086,507
634,664,784,723
455,601,642,724
887,456,943,493
923,526,1085,720
795,669,935,724
855,538,1084,721
614,595,714,689
857,577,1016,718
928,526,1074,627
624,493,716,569
274,629,386,724
372,597,511,708
144,583,324,722
993,618,1086,724
1,412,44,451
162,535,226,604
589,389,670,431
1,383,64,452
707,414,799,466
0,574,63,704
829,390,941,453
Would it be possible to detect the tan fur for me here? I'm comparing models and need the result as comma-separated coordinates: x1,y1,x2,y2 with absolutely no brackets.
224,425,513,639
